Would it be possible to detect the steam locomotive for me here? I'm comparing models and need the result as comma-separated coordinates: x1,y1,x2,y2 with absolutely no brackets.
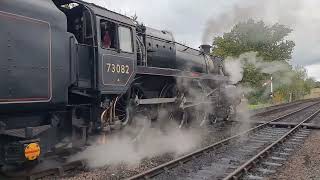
0,0,233,168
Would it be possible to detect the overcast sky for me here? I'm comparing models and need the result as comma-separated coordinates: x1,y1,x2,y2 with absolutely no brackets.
86,0,320,80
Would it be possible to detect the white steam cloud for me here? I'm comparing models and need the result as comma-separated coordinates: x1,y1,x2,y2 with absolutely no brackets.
224,57,244,84
69,118,202,168
224,52,291,85
202,0,302,44
202,0,320,68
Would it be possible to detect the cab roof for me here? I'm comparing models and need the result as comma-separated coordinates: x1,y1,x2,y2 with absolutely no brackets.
54,0,135,26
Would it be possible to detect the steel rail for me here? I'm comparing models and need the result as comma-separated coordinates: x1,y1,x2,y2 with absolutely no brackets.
127,101,320,180
223,108,320,180
253,98,320,117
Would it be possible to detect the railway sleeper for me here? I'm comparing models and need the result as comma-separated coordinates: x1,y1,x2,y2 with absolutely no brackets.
270,156,287,161
256,168,276,174
246,175,264,180
262,162,282,167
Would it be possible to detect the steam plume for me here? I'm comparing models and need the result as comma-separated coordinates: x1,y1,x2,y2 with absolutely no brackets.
224,52,291,85
202,0,302,44
69,116,202,168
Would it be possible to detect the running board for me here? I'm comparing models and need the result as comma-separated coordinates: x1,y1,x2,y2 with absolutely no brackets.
136,97,214,108
136,97,177,105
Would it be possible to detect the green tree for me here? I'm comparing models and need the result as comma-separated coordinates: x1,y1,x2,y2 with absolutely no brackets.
212,19,318,104
213,19,295,89
213,19,295,61
313,81,320,88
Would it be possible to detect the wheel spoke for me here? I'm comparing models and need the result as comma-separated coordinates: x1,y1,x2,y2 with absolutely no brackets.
116,108,125,112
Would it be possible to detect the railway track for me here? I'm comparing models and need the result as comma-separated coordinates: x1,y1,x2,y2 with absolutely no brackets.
252,98,319,120
2,100,319,180
127,101,320,180
224,110,320,179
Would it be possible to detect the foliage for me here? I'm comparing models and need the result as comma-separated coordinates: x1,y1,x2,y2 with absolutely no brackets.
248,103,271,110
213,19,295,89
314,81,320,88
213,19,295,61
241,63,267,88
212,19,316,104
273,66,316,102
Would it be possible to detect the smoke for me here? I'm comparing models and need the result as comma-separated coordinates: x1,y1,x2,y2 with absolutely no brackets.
69,116,202,168
202,0,320,71
202,0,302,44
222,51,295,114
202,3,262,44
224,57,244,84
224,52,291,85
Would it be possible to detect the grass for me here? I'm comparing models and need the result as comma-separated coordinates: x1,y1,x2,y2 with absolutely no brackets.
248,103,272,110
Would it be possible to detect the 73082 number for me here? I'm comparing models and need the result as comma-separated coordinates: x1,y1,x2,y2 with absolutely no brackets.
106,63,129,74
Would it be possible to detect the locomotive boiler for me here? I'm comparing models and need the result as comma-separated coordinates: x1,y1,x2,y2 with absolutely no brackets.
0,0,233,169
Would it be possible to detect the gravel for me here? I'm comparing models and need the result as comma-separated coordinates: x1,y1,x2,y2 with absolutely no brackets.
44,121,250,180
153,127,289,180
269,130,320,180
58,155,174,180
43,101,320,180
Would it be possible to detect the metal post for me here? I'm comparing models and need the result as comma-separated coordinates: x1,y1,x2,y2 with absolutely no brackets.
270,76,273,97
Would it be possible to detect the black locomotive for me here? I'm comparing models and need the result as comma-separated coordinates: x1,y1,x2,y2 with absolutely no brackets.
0,0,233,168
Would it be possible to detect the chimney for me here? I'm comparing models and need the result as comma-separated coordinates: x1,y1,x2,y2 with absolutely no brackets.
199,44,212,54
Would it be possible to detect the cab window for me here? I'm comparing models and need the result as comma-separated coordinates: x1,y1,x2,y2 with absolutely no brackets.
119,26,133,53
100,20,117,49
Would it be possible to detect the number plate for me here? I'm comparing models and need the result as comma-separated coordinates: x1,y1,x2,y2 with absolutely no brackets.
101,54,134,86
